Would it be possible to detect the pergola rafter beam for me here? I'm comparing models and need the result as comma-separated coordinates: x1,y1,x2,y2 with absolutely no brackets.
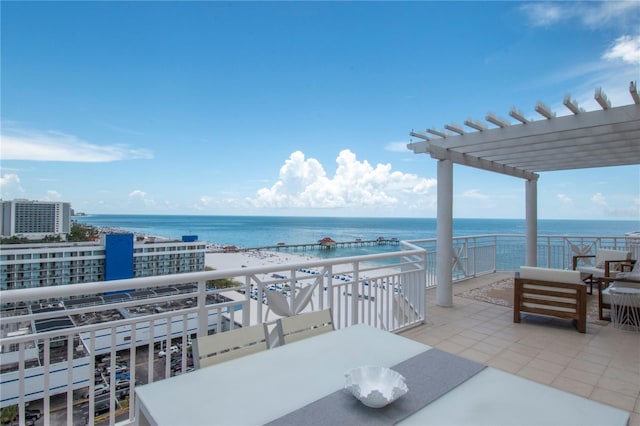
426,144,538,180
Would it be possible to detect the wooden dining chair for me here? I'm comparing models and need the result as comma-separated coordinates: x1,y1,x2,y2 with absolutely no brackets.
273,309,334,347
192,324,268,369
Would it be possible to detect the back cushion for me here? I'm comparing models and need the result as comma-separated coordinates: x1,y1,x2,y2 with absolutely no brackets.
595,249,632,267
520,266,583,284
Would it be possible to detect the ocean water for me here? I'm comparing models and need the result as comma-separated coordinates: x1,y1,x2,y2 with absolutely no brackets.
74,215,639,259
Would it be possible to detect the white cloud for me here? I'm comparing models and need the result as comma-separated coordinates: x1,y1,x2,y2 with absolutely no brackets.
520,3,565,27
193,196,215,210
44,190,62,201
462,189,489,201
1,125,153,162
128,189,156,207
520,2,640,29
129,190,147,199
556,194,573,205
589,192,639,218
603,35,640,64
384,141,411,153
591,192,607,207
0,173,25,198
1,173,21,188
253,150,436,210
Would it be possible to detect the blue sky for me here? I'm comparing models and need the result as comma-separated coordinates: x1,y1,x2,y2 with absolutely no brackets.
1,1,639,220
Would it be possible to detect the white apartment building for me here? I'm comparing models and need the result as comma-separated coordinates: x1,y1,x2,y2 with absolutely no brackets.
0,199,72,240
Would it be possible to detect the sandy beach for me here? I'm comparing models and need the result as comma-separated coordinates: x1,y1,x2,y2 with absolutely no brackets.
205,250,319,271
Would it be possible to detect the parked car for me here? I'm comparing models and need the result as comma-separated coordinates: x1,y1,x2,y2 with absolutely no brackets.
95,403,110,416
115,372,130,380
115,379,130,390
158,345,179,357
171,358,194,373
25,409,41,421
105,364,128,375
82,382,109,398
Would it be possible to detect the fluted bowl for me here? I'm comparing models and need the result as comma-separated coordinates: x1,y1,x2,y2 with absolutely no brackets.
344,366,408,408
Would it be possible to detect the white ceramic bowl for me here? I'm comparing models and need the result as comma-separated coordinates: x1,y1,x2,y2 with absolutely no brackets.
344,366,408,408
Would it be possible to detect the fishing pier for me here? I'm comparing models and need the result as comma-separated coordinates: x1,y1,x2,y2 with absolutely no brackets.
217,237,400,253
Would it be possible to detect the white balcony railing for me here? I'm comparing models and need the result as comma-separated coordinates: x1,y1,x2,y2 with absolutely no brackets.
0,242,426,425
1,234,638,425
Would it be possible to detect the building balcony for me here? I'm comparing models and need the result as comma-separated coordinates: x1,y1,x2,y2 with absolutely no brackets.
0,234,638,425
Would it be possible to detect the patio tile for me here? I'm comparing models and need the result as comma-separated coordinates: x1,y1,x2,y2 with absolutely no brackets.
486,356,522,374
598,376,640,399
517,364,558,385
434,340,467,355
448,334,479,349
568,358,608,375
534,349,573,367
591,388,637,412
471,340,506,356
560,366,602,386
527,357,566,375
458,328,491,341
551,376,595,398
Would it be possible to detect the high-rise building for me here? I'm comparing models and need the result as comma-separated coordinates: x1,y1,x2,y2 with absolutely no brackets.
1,199,72,239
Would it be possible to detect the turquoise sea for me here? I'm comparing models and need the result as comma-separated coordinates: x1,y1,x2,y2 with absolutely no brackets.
74,215,639,259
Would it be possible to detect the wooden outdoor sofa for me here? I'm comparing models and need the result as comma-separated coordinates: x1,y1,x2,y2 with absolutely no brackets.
514,266,587,333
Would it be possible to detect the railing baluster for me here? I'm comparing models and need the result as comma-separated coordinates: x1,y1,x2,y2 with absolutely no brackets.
66,332,73,425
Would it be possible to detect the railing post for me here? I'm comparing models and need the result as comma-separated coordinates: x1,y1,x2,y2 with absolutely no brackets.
351,262,359,325
197,279,208,338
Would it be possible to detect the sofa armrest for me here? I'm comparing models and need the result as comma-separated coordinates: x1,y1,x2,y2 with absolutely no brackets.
572,254,595,270
604,260,636,277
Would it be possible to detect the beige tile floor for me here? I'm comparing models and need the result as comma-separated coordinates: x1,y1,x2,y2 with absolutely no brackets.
400,273,640,426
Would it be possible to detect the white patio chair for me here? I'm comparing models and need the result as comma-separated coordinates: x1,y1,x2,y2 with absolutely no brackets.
272,309,334,347
192,324,268,369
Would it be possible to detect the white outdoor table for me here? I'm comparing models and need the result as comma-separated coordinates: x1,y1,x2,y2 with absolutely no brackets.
609,286,640,332
135,324,629,426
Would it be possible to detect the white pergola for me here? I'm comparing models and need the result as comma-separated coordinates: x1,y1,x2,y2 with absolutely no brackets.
407,83,640,307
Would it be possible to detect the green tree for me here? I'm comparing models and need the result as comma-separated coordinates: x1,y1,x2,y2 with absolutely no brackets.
68,222,99,242
0,236,29,244
0,405,17,424
205,266,241,289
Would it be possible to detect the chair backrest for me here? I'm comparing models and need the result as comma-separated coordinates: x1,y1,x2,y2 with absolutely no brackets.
265,290,294,317
264,284,316,319
193,324,267,369
595,249,632,266
276,309,334,346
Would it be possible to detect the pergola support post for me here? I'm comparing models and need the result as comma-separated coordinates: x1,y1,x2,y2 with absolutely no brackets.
525,179,538,266
436,159,453,307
